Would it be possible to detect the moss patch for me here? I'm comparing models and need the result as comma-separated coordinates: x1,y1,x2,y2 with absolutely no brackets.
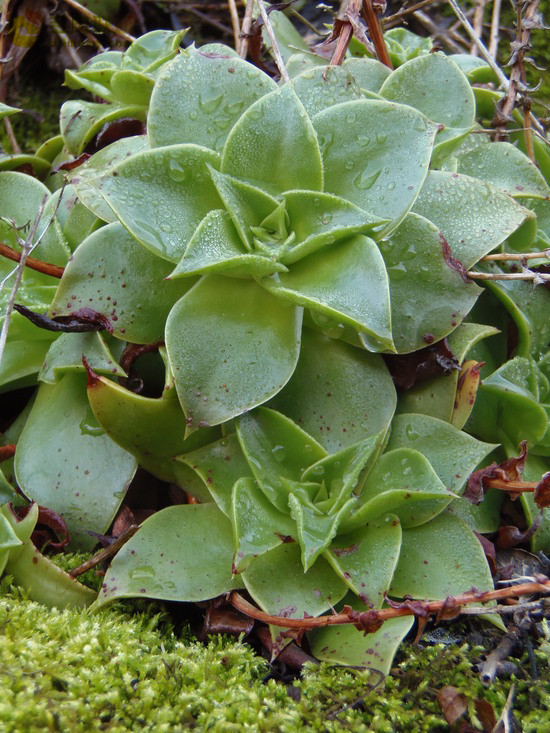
0,555,548,732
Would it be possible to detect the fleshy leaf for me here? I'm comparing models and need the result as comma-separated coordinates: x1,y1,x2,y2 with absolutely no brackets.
379,212,481,353
270,329,396,452
325,516,402,608
221,84,323,195
289,492,355,571
39,332,126,383
14,374,137,549
48,223,193,343
122,30,185,73
342,57,391,93
207,168,280,250
310,610,412,674
241,542,348,618
110,70,155,105
396,323,499,422
87,369,219,499
60,100,145,155
379,52,475,129
313,100,437,235
412,171,533,268
232,477,297,572
181,434,251,516
147,47,277,151
482,265,550,360
94,504,242,608
0,172,68,266
263,235,393,350
235,407,326,513
70,135,149,223
389,512,494,600
170,209,286,278
386,413,496,494
281,191,387,264
1,504,96,608
0,102,21,120
302,434,384,511
457,142,550,199
166,276,302,428
342,448,456,532
290,65,364,117
88,145,223,262
471,357,548,447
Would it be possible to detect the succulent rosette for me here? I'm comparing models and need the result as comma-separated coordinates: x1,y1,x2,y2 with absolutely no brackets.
1,27,549,672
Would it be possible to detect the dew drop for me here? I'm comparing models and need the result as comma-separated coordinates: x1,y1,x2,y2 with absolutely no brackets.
354,168,382,191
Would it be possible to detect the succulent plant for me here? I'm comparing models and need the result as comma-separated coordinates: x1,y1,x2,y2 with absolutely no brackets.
1,20,549,672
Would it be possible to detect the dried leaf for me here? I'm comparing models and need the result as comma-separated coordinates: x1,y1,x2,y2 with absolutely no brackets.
497,513,543,550
14,304,113,334
474,698,498,732
437,685,468,725
86,119,146,154
534,472,550,509
464,442,528,504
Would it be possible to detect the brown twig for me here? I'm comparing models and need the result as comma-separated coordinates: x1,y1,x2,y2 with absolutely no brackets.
471,0,487,57
230,577,550,631
384,0,440,27
239,0,255,58
360,0,393,69
489,0,502,59
481,250,550,261
69,524,140,577
483,478,538,493
63,0,135,43
0,243,65,279
467,270,550,282
495,0,540,156
257,0,289,82
227,0,241,51
45,13,83,68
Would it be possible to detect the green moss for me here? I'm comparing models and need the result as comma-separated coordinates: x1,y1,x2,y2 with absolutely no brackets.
0,555,548,732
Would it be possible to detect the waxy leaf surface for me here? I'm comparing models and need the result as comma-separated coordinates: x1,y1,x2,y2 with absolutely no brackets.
389,512,494,600
379,213,480,353
166,276,302,428
221,84,323,195
313,100,437,234
236,408,326,513
386,414,496,493
89,145,222,261
457,142,550,199
95,504,242,607
232,477,297,572
412,171,532,268
241,542,348,619
148,47,277,151
343,448,455,531
14,374,137,549
263,235,392,350
49,223,193,343
380,52,475,129
325,515,402,607
269,329,396,452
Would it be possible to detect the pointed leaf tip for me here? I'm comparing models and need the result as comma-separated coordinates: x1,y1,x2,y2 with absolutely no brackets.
82,355,100,388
